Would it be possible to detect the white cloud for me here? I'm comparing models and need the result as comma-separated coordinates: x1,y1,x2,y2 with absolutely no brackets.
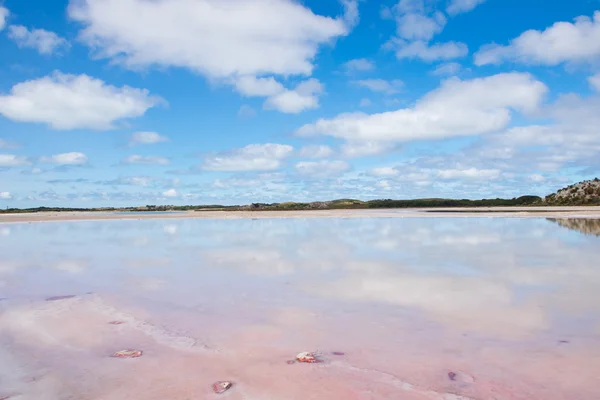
119,177,154,186
375,180,392,189
68,0,355,114
0,71,161,130
394,40,468,62
122,155,170,165
447,0,487,16
343,58,375,72
234,76,284,97
8,25,70,55
437,168,501,180
213,178,261,189
0,192,12,200
475,11,600,66
40,152,88,165
129,131,169,146
238,104,256,118
68,0,354,84
431,62,462,76
0,139,18,149
298,73,548,143
368,167,400,177
353,79,404,94
342,141,397,158
396,11,446,41
295,160,350,178
234,76,322,112
590,73,600,91
359,98,372,107
298,145,334,159
529,174,545,183
263,78,323,114
0,154,30,167
202,143,294,172
162,188,178,197
0,6,9,31
234,76,323,113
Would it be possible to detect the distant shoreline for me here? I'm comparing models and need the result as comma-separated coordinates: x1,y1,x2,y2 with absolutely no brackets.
2,207,600,224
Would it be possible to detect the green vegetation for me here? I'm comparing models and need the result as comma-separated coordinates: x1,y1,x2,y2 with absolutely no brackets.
542,178,600,206
232,196,542,210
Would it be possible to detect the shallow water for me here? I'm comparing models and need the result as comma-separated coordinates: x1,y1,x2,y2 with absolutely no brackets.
0,217,599,400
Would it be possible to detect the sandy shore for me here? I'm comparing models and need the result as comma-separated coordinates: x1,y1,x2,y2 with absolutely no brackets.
1,207,600,224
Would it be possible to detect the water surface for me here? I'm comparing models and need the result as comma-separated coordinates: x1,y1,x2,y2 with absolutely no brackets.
1,218,599,399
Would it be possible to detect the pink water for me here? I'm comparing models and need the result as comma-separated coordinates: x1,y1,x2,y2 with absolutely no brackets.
0,218,599,399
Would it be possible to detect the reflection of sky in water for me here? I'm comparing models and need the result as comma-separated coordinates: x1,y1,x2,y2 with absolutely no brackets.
1,217,599,340
1,218,600,399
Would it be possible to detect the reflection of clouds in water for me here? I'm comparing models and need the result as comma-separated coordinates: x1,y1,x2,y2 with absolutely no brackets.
0,260,21,275
54,259,88,274
125,258,172,269
2,218,599,341
307,268,547,338
203,248,296,276
135,278,165,291
163,224,178,235
198,218,600,338
0,227,10,237
132,236,149,246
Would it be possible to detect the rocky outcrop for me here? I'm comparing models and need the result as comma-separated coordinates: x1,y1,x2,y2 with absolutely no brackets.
544,178,600,205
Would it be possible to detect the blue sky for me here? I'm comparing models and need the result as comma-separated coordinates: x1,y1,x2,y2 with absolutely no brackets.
0,0,599,207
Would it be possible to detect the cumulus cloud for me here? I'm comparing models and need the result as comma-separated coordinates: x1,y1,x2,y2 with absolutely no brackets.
590,73,600,91
447,0,487,16
263,78,324,114
235,76,323,113
295,160,350,178
234,76,284,97
121,155,170,165
298,145,334,159
8,25,70,55
431,62,462,76
40,152,88,165
386,0,468,62
162,188,178,197
202,143,294,172
353,79,404,94
359,98,372,107
298,73,547,143
0,139,18,149
437,167,501,180
0,6,8,31
129,131,169,146
396,11,446,41
0,71,161,130
368,167,400,177
475,11,600,66
238,105,256,118
68,0,356,112
393,39,468,62
342,141,398,158
343,58,375,72
69,0,354,77
0,192,12,200
0,154,30,167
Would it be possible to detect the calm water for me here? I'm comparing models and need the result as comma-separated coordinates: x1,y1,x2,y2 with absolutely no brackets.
0,217,599,399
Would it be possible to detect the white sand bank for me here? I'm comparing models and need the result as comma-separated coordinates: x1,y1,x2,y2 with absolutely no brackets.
1,207,600,224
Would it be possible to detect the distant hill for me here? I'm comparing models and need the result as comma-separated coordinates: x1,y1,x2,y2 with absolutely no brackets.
543,178,600,205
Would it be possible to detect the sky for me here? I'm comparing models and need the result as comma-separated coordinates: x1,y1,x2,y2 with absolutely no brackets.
0,0,599,207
